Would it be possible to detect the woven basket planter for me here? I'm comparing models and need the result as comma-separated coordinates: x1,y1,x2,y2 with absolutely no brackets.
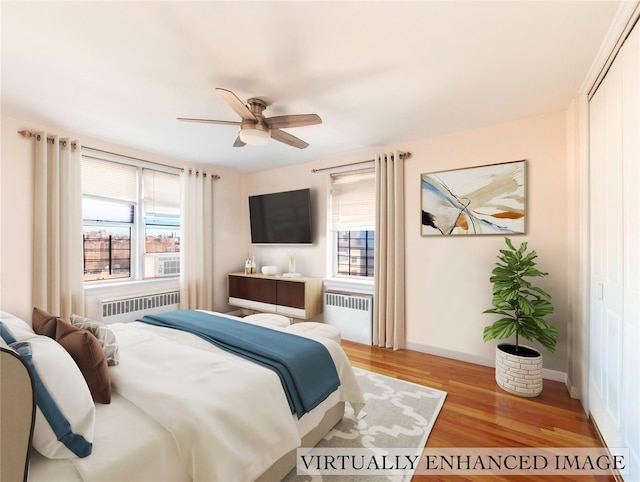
495,344,543,397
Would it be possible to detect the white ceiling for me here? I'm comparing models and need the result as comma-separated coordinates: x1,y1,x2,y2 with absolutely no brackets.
1,1,620,172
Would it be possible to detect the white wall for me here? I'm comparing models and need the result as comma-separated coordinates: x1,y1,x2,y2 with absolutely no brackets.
404,112,569,373
565,96,589,399
1,110,571,375
241,148,383,278
0,115,246,322
246,111,570,374
0,117,34,322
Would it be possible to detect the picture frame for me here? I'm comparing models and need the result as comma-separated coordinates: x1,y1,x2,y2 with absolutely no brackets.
420,160,526,236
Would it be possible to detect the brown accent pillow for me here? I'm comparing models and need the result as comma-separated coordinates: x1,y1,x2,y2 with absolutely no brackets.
32,307,60,338
55,319,111,404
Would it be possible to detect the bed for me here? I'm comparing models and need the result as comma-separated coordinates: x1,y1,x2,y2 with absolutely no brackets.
0,309,365,482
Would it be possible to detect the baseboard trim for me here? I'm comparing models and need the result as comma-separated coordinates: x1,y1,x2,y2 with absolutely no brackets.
405,341,567,383
588,413,625,482
566,378,583,401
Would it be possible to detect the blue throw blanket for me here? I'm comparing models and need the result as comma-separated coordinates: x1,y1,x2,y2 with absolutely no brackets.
137,310,340,417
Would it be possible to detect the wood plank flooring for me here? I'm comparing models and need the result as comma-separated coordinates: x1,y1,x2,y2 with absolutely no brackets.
340,340,616,482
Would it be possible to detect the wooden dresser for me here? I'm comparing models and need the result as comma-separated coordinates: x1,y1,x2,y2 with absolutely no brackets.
227,272,323,319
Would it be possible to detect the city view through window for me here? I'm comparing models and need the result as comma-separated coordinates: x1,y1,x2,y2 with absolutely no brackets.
337,230,374,277
83,225,180,281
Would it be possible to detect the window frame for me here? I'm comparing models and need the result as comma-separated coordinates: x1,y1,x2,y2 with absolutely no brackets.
81,155,181,285
335,229,375,278
328,168,376,280
82,219,134,282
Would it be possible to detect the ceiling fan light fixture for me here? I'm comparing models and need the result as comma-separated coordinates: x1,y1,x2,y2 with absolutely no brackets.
239,127,271,145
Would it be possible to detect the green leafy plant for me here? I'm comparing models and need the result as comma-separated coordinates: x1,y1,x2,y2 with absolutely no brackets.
483,237,557,354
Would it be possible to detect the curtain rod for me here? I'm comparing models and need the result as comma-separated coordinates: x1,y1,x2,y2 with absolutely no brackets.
311,151,411,173
17,129,220,179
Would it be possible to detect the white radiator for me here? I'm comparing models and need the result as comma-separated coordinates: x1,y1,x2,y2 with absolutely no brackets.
99,290,180,324
323,291,373,345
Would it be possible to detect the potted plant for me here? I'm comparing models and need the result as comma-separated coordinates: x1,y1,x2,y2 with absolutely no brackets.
483,237,557,397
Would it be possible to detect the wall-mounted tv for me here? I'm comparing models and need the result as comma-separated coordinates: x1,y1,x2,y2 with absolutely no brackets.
249,188,312,244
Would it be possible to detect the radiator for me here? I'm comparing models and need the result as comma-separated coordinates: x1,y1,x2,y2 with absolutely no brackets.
323,291,373,345
99,290,180,324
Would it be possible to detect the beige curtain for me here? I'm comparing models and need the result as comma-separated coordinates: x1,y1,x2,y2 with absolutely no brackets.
180,169,214,310
33,133,84,319
373,151,405,349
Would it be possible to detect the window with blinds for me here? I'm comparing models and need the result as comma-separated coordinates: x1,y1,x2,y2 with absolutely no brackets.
142,170,180,255
81,157,181,282
330,170,375,278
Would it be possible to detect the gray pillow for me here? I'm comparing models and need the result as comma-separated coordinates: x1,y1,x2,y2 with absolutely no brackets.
70,314,119,366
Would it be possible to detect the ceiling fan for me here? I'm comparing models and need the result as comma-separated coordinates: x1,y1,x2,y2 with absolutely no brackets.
178,88,322,149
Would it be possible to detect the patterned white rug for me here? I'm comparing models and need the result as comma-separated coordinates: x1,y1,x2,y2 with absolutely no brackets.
284,368,447,481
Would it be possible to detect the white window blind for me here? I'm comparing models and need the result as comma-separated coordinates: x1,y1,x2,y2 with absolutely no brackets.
330,170,376,230
82,158,138,202
143,169,180,225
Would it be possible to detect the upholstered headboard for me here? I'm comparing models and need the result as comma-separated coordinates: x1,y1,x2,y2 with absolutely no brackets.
0,346,36,482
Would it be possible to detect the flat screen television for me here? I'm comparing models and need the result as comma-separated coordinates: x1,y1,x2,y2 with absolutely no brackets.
249,188,312,244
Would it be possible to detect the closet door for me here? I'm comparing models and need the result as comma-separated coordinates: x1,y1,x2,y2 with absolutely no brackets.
620,22,639,479
588,45,624,450
589,21,639,478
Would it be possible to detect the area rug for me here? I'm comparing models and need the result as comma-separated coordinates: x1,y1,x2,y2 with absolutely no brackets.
283,368,447,481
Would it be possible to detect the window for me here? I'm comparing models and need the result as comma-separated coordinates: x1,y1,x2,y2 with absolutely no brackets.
337,230,375,276
329,170,376,278
82,156,181,283
142,170,181,278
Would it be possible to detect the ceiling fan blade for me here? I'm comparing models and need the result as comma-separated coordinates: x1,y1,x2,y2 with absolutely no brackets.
271,128,309,149
215,88,257,121
265,114,322,129
233,136,246,147
177,117,241,126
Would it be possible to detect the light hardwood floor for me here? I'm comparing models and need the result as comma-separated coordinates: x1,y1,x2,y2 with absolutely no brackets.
340,340,616,482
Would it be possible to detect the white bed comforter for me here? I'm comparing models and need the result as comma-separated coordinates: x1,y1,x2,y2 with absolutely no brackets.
100,320,363,482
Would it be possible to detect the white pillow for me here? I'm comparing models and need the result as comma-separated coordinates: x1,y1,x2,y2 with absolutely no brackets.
0,311,36,341
70,314,120,366
10,335,95,458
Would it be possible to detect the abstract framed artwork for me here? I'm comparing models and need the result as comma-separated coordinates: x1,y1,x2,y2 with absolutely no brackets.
421,160,526,236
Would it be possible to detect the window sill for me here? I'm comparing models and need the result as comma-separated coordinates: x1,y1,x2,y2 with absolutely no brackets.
84,277,179,298
323,277,374,295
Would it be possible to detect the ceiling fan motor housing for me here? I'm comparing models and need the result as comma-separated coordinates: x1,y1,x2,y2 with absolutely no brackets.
246,98,268,115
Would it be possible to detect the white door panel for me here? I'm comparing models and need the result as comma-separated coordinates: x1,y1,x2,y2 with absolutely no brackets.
589,20,639,479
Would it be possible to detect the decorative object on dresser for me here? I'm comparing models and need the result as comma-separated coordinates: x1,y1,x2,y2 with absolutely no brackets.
483,237,557,397
227,272,323,319
261,265,278,276
287,251,296,274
